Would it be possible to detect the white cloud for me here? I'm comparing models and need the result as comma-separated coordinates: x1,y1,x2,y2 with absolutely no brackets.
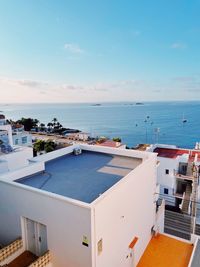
170,42,187,49
0,77,48,88
1,75,199,103
64,43,85,54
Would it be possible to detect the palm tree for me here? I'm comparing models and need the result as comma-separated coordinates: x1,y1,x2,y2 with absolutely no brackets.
47,122,53,132
52,118,57,127
40,123,45,131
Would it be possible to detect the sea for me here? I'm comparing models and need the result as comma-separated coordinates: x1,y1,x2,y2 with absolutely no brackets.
1,101,200,149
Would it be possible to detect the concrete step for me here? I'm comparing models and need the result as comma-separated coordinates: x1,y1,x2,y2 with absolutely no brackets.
164,210,192,240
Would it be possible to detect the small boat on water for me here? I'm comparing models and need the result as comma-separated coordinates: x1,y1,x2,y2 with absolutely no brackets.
182,114,187,123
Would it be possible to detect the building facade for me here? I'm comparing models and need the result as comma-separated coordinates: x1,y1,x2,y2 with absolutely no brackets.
0,144,158,267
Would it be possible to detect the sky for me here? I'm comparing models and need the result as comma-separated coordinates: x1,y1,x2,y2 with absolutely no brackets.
0,0,200,103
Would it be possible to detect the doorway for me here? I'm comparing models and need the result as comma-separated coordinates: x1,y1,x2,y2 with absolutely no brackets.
23,217,48,256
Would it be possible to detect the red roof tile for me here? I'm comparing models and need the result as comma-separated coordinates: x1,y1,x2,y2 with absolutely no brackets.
154,148,189,159
154,147,200,161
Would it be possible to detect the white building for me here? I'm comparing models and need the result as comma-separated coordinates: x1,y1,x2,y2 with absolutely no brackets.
0,114,33,174
147,144,200,215
12,124,32,147
65,132,89,142
0,114,13,147
0,114,32,147
97,139,126,149
0,144,159,267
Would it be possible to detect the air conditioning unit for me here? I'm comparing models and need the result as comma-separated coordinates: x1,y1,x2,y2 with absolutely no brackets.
73,148,82,155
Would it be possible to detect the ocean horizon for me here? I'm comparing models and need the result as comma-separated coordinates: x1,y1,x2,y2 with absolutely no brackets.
1,100,200,149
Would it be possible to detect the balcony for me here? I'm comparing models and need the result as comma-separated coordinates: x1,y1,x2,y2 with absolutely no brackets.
174,170,194,181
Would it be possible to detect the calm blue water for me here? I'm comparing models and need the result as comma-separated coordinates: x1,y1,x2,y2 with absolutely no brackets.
1,101,200,148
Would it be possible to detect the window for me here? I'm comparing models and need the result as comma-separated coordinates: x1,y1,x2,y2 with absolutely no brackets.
164,188,168,194
165,169,169,175
15,139,19,145
22,136,27,144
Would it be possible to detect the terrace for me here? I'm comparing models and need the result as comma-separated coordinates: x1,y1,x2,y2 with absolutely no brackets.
137,234,193,267
15,150,142,203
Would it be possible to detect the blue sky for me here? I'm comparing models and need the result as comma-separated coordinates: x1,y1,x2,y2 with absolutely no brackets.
0,0,200,102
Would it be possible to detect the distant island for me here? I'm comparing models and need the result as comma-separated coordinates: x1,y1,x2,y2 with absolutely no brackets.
135,102,144,105
124,102,144,106
91,104,101,106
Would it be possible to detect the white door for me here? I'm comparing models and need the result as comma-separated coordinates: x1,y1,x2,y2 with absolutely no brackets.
26,218,37,255
37,223,48,255
25,218,48,256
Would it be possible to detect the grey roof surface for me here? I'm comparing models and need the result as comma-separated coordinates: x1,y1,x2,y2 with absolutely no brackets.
15,151,141,203
190,239,200,267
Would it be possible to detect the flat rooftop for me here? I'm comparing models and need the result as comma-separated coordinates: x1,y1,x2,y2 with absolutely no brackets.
137,234,193,267
15,151,141,203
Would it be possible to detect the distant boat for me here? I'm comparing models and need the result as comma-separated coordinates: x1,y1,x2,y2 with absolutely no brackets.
135,102,144,105
182,114,187,123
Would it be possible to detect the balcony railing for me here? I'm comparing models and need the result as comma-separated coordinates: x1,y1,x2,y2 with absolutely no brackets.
174,170,194,180
28,251,51,267
0,238,23,263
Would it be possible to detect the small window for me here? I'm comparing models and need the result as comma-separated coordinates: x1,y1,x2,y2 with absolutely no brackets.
22,136,27,144
165,169,169,175
15,139,19,145
164,188,168,194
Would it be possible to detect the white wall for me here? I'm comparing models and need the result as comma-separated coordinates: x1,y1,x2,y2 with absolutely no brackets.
157,156,180,205
81,144,150,161
157,154,189,205
0,124,13,147
0,147,33,175
92,155,157,267
0,181,92,267
0,147,33,174
12,132,32,147
157,157,178,188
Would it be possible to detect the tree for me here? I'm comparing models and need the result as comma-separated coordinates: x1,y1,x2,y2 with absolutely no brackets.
33,140,45,153
40,123,45,131
47,122,53,132
16,118,40,131
112,137,121,142
44,140,56,153
52,118,58,128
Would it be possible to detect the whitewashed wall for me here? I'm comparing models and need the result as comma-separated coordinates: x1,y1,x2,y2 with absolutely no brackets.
92,155,157,267
0,147,33,174
0,181,92,267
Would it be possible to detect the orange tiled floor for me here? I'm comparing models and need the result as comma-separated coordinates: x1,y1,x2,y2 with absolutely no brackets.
137,234,193,267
